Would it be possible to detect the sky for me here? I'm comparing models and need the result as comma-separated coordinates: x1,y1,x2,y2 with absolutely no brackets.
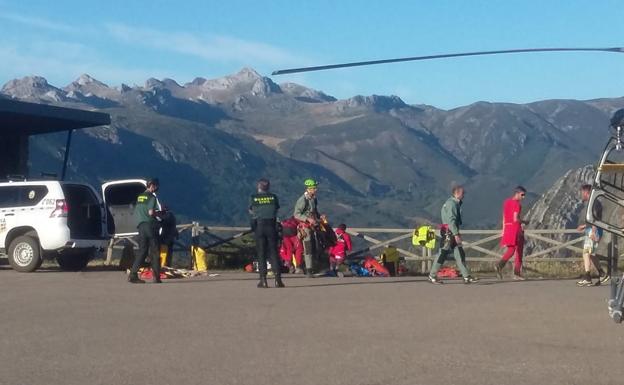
0,0,623,109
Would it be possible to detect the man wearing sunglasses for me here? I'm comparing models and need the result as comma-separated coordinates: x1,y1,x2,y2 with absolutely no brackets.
494,186,527,280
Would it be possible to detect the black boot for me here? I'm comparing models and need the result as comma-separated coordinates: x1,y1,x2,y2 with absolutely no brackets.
128,273,145,284
257,276,268,288
494,261,504,280
275,276,285,288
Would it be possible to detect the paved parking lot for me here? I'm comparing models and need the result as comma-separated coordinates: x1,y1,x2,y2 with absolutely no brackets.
1,267,623,385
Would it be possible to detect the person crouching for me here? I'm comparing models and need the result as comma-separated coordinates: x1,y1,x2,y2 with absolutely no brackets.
328,224,352,277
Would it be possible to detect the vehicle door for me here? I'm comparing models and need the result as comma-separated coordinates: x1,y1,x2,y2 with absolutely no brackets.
101,179,147,237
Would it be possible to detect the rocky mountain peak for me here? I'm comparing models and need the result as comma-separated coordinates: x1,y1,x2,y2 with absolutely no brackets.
76,74,104,86
233,67,262,81
184,68,281,98
144,78,182,91
64,74,119,102
1,75,66,101
188,77,207,86
144,78,164,89
339,94,407,111
250,77,281,97
162,78,181,88
280,82,336,102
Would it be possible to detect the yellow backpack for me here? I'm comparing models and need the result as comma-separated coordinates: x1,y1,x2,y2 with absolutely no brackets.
412,225,436,249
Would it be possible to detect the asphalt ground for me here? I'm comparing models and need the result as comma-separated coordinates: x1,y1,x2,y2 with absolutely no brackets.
1,267,623,385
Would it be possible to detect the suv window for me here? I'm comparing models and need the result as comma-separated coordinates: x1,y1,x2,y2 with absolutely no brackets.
0,186,48,208
105,184,146,206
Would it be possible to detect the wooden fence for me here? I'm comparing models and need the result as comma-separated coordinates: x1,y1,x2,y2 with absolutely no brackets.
104,224,604,266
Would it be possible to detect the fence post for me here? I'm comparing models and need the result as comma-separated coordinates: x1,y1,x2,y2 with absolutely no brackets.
190,221,200,269
427,248,432,272
191,221,200,244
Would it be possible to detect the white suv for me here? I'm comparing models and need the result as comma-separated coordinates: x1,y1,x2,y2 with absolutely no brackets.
0,179,146,272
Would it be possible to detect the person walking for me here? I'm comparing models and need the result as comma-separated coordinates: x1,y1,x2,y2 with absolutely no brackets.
293,179,320,277
249,178,284,288
576,184,608,286
494,186,527,280
428,185,478,284
129,178,162,284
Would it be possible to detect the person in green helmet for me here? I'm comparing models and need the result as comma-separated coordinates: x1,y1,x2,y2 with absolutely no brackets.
294,179,320,277
428,185,478,284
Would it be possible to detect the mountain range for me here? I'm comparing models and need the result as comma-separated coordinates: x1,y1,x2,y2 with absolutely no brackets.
2,68,622,227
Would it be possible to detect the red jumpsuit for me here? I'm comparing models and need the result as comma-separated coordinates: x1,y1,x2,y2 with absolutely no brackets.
328,228,352,266
280,235,303,268
501,198,524,275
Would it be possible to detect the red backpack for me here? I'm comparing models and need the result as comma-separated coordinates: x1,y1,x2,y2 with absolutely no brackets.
281,217,299,237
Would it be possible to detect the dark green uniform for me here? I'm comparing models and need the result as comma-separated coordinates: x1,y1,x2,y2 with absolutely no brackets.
429,196,471,278
293,193,319,274
249,193,279,220
249,192,281,280
131,190,161,279
135,191,159,225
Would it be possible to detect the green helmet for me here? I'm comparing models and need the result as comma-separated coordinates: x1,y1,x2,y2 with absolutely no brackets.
304,178,319,188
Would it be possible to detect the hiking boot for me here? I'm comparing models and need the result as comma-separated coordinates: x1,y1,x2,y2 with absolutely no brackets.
513,274,526,281
599,275,611,285
428,275,443,284
257,277,268,288
576,278,593,287
128,273,145,284
463,276,479,284
494,263,503,280
275,276,285,288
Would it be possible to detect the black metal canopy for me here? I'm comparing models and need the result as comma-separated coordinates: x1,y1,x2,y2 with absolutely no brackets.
0,98,110,135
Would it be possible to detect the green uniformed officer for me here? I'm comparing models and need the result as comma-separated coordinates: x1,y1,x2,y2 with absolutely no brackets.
249,178,284,288
129,178,162,284
428,185,478,284
293,178,320,277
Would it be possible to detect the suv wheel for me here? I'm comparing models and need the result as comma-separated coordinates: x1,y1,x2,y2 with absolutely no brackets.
56,250,93,271
8,236,42,272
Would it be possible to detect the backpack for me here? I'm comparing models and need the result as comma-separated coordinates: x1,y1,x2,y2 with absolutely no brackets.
281,217,299,237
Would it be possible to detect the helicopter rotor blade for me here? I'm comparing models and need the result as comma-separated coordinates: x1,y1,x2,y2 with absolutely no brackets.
271,47,624,76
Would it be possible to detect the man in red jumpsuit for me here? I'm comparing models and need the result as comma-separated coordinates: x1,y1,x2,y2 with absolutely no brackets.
494,186,527,280
279,217,304,274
